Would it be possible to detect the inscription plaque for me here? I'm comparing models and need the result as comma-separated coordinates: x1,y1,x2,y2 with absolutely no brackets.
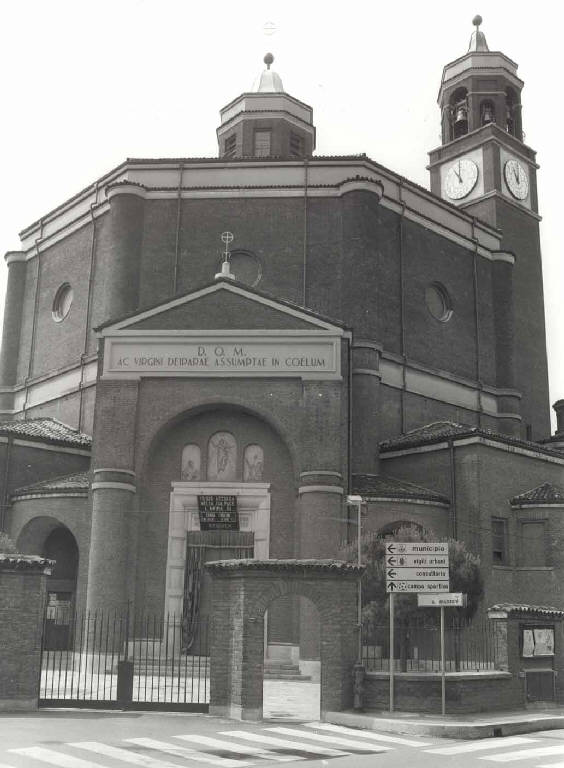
198,495,238,531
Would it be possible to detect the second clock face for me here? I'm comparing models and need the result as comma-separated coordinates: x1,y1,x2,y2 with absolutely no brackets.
445,159,479,200
504,159,529,200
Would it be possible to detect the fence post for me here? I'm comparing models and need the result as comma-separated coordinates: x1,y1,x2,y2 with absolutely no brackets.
117,602,134,708
487,608,509,671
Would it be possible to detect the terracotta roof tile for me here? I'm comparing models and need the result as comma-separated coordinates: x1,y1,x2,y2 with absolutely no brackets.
490,603,564,618
352,473,449,504
511,482,564,506
205,558,363,574
0,418,92,449
380,421,562,458
12,472,90,498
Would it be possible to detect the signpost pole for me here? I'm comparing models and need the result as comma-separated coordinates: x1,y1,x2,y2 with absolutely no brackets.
389,592,395,712
440,605,446,716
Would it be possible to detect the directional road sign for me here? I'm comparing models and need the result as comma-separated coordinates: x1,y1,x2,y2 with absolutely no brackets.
385,541,449,593
386,554,448,567
386,542,448,556
386,581,450,593
418,593,467,607
387,567,448,581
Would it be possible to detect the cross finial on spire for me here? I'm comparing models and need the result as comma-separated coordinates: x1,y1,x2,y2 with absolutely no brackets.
215,232,236,281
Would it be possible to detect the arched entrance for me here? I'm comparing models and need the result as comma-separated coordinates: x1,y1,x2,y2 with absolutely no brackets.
206,559,363,721
140,405,296,655
17,517,79,650
263,593,320,721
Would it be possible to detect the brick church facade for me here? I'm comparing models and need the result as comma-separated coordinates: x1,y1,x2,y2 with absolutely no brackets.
0,19,563,654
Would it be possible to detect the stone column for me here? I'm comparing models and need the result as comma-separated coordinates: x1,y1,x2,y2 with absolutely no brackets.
298,472,343,661
0,555,52,711
87,469,136,614
104,184,145,324
0,252,26,411
351,342,381,474
86,380,139,615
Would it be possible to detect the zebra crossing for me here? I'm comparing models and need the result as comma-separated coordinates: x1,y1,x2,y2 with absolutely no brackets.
6,723,564,767
4,723,426,767
420,734,564,765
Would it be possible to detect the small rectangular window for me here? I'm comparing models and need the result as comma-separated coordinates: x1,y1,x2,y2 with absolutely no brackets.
254,130,271,157
492,517,508,565
290,132,303,158
224,135,236,158
520,521,546,566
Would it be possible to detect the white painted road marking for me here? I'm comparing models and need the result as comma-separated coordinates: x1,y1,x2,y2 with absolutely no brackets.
70,741,186,767
127,737,251,767
266,726,392,752
479,745,564,761
304,721,431,746
424,736,539,754
10,747,105,768
221,730,348,757
175,733,303,762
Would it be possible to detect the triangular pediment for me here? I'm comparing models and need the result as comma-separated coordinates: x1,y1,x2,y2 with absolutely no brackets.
99,279,345,335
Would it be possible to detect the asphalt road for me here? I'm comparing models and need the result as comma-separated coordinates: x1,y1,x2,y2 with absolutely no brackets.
3,713,564,768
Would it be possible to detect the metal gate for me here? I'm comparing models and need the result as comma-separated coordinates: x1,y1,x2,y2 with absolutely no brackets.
39,607,209,711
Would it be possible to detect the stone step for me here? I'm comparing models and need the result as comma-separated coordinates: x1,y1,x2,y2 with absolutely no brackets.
263,671,312,681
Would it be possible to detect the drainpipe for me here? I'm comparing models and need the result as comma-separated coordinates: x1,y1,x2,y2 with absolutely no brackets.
448,437,457,539
79,192,99,432
302,157,309,306
173,163,184,295
399,180,406,433
348,333,354,498
1,436,13,532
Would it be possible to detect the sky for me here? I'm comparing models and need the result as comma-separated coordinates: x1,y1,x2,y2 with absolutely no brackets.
0,0,561,431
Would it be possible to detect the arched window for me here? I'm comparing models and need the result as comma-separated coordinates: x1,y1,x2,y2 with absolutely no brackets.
207,432,237,481
376,521,426,540
181,444,201,481
505,88,521,138
480,100,496,126
243,444,264,481
450,87,468,140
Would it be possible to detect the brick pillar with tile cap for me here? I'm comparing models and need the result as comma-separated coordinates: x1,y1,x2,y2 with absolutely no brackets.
0,555,53,711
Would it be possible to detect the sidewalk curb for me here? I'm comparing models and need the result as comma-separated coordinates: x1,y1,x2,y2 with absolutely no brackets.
324,710,564,739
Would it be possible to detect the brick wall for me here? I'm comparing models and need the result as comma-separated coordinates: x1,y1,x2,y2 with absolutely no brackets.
0,556,51,711
8,180,536,439
363,671,520,713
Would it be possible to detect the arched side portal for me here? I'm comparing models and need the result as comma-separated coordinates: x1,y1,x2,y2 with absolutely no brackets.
206,559,363,721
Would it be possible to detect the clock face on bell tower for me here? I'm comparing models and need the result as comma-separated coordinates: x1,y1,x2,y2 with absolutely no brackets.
444,158,479,200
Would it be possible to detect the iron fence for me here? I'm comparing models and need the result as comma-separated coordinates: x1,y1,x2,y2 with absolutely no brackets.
362,615,500,672
40,607,209,710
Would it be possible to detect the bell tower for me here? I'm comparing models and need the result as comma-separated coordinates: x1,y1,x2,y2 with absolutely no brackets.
428,16,550,441
428,15,535,214
217,54,316,159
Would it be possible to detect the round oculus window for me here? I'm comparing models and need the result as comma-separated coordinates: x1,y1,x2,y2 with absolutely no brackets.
425,283,452,323
218,251,262,287
52,283,73,322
